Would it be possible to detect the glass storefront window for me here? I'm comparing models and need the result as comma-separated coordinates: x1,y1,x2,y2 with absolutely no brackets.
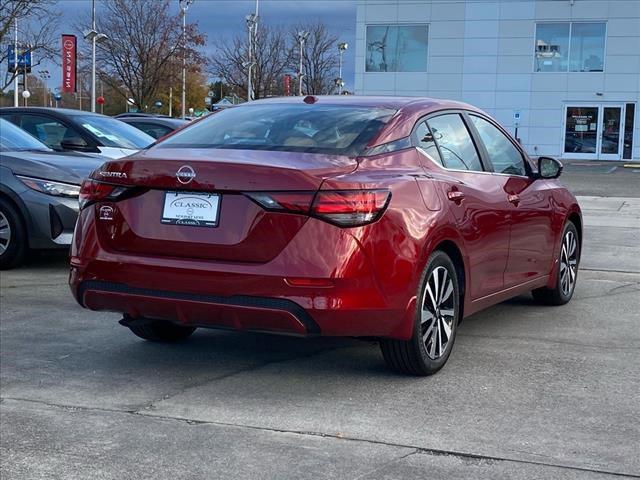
535,22,606,72
569,23,606,72
366,25,428,72
535,23,570,72
564,107,598,154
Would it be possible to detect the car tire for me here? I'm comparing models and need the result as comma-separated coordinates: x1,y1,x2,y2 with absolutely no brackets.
0,198,27,270
532,221,580,306
128,319,196,342
380,250,460,376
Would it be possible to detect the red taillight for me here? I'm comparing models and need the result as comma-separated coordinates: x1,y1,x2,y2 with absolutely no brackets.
245,189,390,227
79,179,129,209
312,190,391,226
245,192,314,213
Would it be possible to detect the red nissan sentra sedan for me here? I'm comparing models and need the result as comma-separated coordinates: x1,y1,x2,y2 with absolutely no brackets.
70,96,581,375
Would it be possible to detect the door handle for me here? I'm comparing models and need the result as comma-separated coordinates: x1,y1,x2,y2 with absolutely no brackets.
447,190,465,203
508,194,520,206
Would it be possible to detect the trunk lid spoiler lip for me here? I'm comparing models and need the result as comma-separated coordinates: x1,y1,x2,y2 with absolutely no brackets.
90,148,360,191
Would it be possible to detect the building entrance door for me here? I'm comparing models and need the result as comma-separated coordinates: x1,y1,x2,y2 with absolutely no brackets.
600,106,623,160
563,104,626,160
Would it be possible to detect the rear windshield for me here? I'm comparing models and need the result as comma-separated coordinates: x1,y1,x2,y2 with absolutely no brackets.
156,103,396,156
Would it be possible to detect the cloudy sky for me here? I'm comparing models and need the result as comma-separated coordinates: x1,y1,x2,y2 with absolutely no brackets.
40,0,356,92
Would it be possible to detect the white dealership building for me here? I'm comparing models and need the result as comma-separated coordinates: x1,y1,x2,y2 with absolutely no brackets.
354,0,640,161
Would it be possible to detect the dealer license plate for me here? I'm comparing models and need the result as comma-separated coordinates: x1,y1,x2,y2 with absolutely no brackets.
161,191,220,228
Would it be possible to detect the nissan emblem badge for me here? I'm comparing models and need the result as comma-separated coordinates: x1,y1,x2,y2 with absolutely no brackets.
176,165,196,184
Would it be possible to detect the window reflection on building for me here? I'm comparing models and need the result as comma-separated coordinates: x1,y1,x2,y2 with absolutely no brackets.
366,25,428,72
535,22,605,72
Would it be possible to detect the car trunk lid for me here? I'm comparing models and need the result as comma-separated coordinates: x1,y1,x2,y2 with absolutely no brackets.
92,148,358,263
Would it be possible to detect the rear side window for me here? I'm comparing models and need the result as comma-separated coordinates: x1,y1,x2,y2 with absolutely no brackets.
157,104,397,156
18,114,86,150
426,114,483,172
470,115,526,176
415,121,442,165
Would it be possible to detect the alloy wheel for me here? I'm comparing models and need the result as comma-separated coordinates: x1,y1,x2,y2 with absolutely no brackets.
559,230,578,296
0,211,11,255
421,266,455,360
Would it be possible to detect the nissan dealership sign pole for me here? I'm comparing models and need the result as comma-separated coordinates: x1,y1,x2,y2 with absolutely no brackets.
61,35,77,99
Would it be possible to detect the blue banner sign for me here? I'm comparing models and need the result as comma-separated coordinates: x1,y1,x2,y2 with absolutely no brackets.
7,45,32,73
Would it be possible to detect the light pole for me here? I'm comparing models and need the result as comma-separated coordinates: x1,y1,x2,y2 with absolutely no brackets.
179,0,193,119
297,31,309,96
337,42,348,94
245,13,258,101
13,17,18,107
84,0,108,113
38,70,50,106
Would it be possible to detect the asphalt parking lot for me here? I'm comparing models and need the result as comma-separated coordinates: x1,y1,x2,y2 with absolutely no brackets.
1,164,639,479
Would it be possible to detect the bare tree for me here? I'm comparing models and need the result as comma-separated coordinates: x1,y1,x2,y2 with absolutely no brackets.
291,23,340,95
209,23,291,100
1,0,60,93
83,0,206,110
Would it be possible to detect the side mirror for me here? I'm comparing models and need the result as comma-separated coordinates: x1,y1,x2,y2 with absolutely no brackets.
537,156,563,179
60,137,90,151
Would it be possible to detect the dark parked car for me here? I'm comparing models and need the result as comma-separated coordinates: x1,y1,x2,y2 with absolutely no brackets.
116,115,188,139
0,118,105,269
0,107,154,159
70,96,581,375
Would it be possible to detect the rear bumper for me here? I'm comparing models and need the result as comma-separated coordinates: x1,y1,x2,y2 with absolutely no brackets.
69,232,414,338
69,203,420,338
76,280,320,336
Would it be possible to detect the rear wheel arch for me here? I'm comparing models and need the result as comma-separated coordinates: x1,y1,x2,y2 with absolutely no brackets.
432,239,466,322
567,212,582,257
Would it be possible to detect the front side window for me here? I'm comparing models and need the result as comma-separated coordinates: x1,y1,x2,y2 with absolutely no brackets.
470,116,526,176
366,25,428,72
426,114,483,172
535,22,605,72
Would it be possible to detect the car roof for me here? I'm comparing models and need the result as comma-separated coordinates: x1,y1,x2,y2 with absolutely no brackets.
114,113,172,118
251,95,475,111
0,107,102,117
118,117,187,127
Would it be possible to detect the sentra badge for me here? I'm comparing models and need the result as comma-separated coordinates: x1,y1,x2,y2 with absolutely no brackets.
99,171,128,179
